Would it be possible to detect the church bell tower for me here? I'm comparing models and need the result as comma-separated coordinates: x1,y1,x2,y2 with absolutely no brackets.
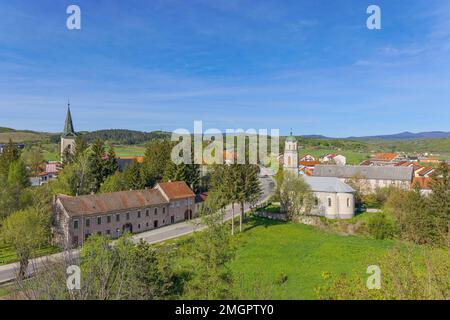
61,101,77,161
283,130,298,176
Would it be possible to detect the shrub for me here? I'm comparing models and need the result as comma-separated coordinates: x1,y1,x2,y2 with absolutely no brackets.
367,213,397,240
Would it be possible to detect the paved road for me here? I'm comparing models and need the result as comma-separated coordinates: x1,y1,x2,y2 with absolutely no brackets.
0,174,276,285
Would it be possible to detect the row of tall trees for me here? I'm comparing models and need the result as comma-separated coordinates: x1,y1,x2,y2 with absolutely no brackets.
209,163,262,234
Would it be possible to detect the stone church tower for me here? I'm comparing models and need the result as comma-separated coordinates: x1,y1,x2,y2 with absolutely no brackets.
283,130,298,176
61,103,77,161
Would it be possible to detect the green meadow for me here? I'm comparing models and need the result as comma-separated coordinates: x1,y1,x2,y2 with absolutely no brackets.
228,218,394,299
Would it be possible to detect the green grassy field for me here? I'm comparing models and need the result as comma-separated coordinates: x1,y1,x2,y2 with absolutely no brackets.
228,218,394,299
0,245,60,266
114,144,146,157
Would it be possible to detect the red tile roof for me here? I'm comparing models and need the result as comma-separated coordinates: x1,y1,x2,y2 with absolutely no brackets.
157,181,195,200
58,189,168,217
372,153,399,161
412,177,431,190
299,161,321,166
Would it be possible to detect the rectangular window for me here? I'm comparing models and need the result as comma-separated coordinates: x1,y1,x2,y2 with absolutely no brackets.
97,231,102,236
154,208,158,215
106,230,110,235
107,215,111,223
116,214,120,222
137,211,141,218
86,218,90,227
347,198,350,207
97,217,101,225
73,236,78,246
146,210,149,217
126,212,130,220
163,207,166,214
73,220,79,229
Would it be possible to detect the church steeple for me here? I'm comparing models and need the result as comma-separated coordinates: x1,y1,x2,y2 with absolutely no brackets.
61,101,77,161
63,101,76,137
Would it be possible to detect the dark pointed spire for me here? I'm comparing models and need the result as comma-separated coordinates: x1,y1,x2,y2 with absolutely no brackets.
63,101,76,137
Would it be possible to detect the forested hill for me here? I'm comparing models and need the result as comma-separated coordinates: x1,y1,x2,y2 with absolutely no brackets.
81,129,171,144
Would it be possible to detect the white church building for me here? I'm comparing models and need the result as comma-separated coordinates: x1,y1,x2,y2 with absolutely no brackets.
283,133,356,219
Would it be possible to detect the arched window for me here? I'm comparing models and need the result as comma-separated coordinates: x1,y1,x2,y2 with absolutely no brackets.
328,198,332,207
347,198,350,207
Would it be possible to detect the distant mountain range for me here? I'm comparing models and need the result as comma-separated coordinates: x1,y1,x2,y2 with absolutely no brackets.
1,126,450,143
300,131,450,140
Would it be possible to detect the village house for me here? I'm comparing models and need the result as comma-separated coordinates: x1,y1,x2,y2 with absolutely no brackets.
369,153,403,166
313,164,413,193
319,153,347,166
52,181,197,248
300,154,316,162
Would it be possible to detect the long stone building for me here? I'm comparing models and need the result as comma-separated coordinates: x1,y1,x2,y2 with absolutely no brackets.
313,165,413,193
52,181,197,248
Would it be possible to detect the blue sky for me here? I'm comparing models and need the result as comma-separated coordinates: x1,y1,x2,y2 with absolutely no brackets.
0,0,449,137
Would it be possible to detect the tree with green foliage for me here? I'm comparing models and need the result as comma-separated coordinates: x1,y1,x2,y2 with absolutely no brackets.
427,162,450,248
0,207,50,279
123,160,146,190
7,159,30,189
280,171,315,220
51,150,93,196
385,188,431,245
142,140,172,186
89,139,108,192
100,171,126,193
235,164,262,231
0,139,20,176
184,192,235,299
104,144,119,177
163,161,186,182
21,146,44,175
16,234,178,300
366,212,397,240
74,135,88,160
316,245,449,300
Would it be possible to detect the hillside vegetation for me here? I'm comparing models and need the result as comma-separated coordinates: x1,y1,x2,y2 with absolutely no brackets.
0,129,50,143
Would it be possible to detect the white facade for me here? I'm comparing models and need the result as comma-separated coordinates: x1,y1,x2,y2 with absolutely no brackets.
283,137,298,176
303,176,356,219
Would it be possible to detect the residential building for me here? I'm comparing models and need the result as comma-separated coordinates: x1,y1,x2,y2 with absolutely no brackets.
319,153,347,165
300,154,316,162
369,153,402,166
52,181,197,248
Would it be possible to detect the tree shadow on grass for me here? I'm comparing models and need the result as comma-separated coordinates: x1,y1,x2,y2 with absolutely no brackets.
243,216,287,233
